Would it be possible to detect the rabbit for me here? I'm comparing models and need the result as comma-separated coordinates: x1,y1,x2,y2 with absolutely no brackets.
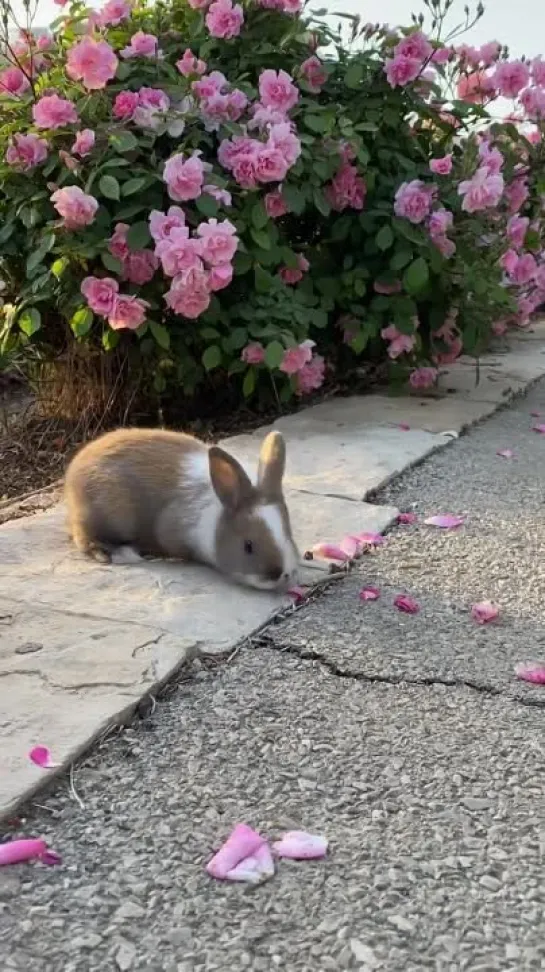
64,426,301,591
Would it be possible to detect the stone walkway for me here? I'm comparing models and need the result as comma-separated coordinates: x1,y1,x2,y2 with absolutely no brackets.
1,323,545,817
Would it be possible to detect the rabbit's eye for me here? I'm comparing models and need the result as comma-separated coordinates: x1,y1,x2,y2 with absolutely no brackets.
244,540,254,555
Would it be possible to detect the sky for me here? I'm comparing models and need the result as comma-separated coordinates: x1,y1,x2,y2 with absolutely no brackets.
9,0,545,59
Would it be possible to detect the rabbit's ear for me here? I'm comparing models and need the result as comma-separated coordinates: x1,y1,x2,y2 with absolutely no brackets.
257,431,286,500
209,446,254,511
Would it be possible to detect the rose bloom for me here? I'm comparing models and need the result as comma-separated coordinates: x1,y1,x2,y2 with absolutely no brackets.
326,163,366,212
164,267,211,318
51,186,98,230
385,55,421,88
149,206,186,243
33,93,78,129
520,86,545,122
176,49,207,77
108,295,149,330
300,55,327,93
208,263,233,292
509,252,537,285
267,122,301,167
394,179,432,223
81,276,119,316
394,30,432,62
428,207,453,237
456,70,494,104
109,222,130,261
255,147,289,184
0,66,30,97
494,59,530,98
113,90,139,119
155,228,203,277
458,167,504,213
295,354,325,395
532,57,545,87
192,70,227,99
241,342,265,364
99,0,132,25
122,250,159,286
505,176,529,214
66,38,118,90
205,0,244,39
507,215,529,249
72,129,95,157
434,235,456,258
265,189,289,218
429,154,452,175
279,340,314,374
478,141,504,175
6,133,48,170
500,248,518,275
164,152,204,202
381,324,416,359
120,31,159,59
196,218,238,266
259,68,299,113
409,366,438,390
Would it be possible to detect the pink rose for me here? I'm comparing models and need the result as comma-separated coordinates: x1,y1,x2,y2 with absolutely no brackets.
429,154,452,175
295,354,325,396
99,0,132,25
458,167,504,213
259,69,299,113
255,147,289,184
409,366,438,390
66,38,118,90
196,218,238,266
165,266,211,318
149,206,186,243
395,30,432,62
300,55,327,93
265,189,289,218
232,155,258,189
59,149,79,171
385,55,421,88
81,276,119,315
478,42,501,66
108,294,149,330
122,250,159,285
72,129,95,156
433,235,456,258
203,184,232,207
120,32,159,59
428,207,453,237
51,186,98,230
155,228,203,277
241,343,265,364
520,86,545,122
280,342,314,374
267,122,301,167
208,263,233,291
505,176,529,214
33,93,78,129
509,253,537,285
430,46,451,66
507,215,529,249
494,60,530,98
532,58,545,87
164,152,204,202
478,141,504,175
192,71,227,99
133,86,170,129
457,70,494,104
394,179,432,223
280,254,309,285
500,248,518,274
0,66,30,97
176,49,207,77
248,103,287,130
326,163,366,212
6,133,48,170
109,222,130,261
217,134,256,169
205,0,244,39
381,324,415,359
113,90,139,119
188,0,210,7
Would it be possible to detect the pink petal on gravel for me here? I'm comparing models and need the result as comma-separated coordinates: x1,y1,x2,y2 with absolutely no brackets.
272,831,328,860
29,746,58,769
0,839,47,867
424,514,464,529
532,424,545,433
496,449,514,459
398,422,410,430
312,543,351,562
288,586,308,604
225,843,275,883
359,586,380,601
514,662,545,685
356,532,386,547
397,512,418,524
394,594,420,614
40,849,62,867
530,410,541,417
471,600,499,624
339,535,361,558
206,824,265,880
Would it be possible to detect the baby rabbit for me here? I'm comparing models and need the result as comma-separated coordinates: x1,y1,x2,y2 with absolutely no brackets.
64,427,300,591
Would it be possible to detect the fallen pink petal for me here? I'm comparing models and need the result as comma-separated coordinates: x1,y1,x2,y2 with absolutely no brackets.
40,849,62,867
206,824,265,880
471,600,500,624
0,838,47,867
312,542,351,562
272,831,328,860
514,662,545,685
530,410,541,417
394,594,420,614
532,424,545,434
398,422,410,431
359,586,380,601
288,585,308,604
225,843,275,884
397,512,418,524
356,532,386,547
29,746,58,769
496,448,515,459
339,535,361,558
424,514,465,529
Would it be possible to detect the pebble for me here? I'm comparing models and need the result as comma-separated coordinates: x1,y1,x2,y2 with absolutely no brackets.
479,875,503,892
462,798,494,811
349,939,380,967
115,942,136,971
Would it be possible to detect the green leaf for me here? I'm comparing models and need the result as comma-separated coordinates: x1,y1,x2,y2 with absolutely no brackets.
250,227,271,250
51,257,68,279
18,307,41,337
234,252,253,276
251,202,268,230
200,326,221,340
70,307,93,338
281,185,305,215
102,328,120,350
313,309,328,328
202,345,222,371
390,248,413,272
264,340,284,369
149,320,170,350
126,221,151,250
229,326,248,350
313,187,331,217
393,218,426,246
101,252,123,274
196,194,219,218
255,265,275,293
0,223,14,245
242,367,256,398
116,61,132,81
110,131,139,153
403,257,430,295
376,224,394,252
344,62,364,89
122,177,148,197
26,233,55,276
304,114,331,134
99,175,121,201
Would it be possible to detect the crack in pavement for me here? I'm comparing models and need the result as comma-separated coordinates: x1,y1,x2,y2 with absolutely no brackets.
255,634,545,709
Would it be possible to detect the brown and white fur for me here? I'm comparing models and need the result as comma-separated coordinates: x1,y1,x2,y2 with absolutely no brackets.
64,427,300,591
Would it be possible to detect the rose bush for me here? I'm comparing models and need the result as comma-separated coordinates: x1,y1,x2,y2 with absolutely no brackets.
0,0,544,413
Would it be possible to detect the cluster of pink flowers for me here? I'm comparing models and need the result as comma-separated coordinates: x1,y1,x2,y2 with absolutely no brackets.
120,31,160,59
394,179,434,223
219,123,301,188
192,70,248,130
458,147,504,214
381,322,417,359
428,207,455,259
409,366,438,390
299,56,327,94
385,30,433,88
81,276,148,331
326,161,366,212
108,223,159,285
6,133,48,170
113,87,170,129
432,311,462,365
176,48,207,78
241,339,325,395
279,253,309,284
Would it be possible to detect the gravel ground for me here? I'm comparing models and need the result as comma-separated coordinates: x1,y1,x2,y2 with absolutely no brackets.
2,383,545,972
